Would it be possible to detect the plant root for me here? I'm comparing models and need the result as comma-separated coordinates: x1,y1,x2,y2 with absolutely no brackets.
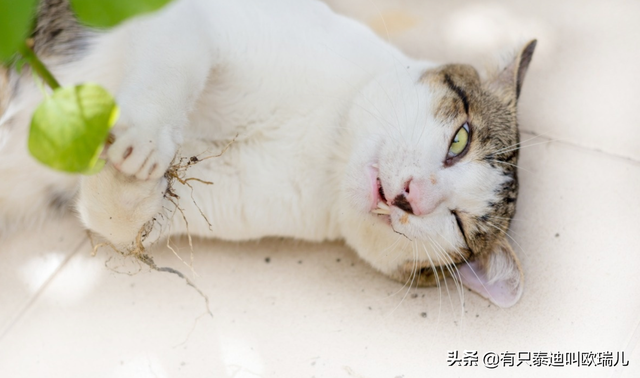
88,137,236,317
89,227,213,317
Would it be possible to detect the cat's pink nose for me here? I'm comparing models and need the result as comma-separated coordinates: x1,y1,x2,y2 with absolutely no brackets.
392,179,442,216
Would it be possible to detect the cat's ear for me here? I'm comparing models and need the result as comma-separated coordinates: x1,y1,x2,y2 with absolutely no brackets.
487,39,537,100
458,238,524,308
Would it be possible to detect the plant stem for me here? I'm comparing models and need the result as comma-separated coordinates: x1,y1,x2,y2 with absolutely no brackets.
18,40,60,90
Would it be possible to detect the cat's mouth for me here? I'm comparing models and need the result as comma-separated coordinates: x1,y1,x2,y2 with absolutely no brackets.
371,177,390,214
367,164,391,221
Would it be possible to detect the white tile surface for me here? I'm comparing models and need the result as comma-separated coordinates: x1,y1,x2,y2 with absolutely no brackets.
1,1,639,377
0,216,86,338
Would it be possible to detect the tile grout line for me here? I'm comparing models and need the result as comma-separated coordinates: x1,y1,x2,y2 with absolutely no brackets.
0,237,89,343
520,129,640,166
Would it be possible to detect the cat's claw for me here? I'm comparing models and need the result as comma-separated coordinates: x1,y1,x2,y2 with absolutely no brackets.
107,127,176,180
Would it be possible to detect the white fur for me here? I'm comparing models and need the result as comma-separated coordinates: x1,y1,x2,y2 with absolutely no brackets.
0,0,522,306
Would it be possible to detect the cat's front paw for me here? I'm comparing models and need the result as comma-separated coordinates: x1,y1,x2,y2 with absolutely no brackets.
77,164,168,248
107,126,177,180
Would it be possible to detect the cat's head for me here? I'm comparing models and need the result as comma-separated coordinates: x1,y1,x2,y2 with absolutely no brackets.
339,40,536,308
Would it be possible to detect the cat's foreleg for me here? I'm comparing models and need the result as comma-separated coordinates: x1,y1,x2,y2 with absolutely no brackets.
106,1,213,180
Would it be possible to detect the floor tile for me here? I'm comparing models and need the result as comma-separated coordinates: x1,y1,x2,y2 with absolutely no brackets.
0,216,87,339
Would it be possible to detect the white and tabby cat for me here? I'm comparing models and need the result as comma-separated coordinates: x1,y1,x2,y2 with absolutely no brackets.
0,0,536,307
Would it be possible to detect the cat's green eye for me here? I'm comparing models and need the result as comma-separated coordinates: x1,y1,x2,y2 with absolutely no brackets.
448,123,470,158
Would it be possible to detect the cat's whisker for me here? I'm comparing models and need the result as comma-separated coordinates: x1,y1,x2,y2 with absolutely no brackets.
420,243,443,324
435,231,501,308
383,238,417,298
482,216,523,236
408,242,419,299
441,251,465,314
390,240,419,314
426,237,457,320
491,134,543,154
486,215,529,223
487,159,532,173
484,220,528,257
439,265,456,322
428,235,465,321
384,239,403,263
385,236,408,269
492,139,554,156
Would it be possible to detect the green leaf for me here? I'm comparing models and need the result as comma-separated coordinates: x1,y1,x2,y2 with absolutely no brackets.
82,158,106,175
29,83,119,174
13,56,28,74
0,0,39,62
70,0,174,28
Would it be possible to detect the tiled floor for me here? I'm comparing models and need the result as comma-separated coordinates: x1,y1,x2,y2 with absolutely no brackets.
1,1,639,377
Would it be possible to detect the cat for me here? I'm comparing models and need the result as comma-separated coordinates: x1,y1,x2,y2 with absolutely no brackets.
0,0,536,308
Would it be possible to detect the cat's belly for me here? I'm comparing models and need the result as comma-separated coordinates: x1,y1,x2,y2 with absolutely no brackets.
167,137,343,243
